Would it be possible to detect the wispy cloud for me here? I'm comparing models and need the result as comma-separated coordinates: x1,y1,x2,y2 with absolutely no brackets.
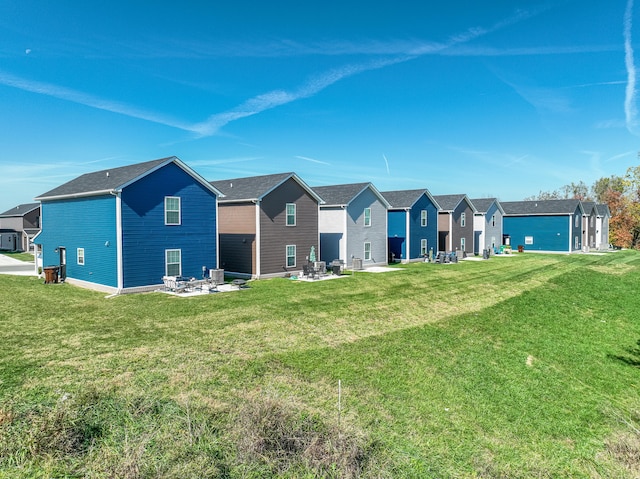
0,70,196,132
0,7,542,139
295,156,331,166
624,0,639,135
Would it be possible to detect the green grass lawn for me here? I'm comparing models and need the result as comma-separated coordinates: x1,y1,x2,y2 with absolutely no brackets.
0,251,34,262
1,252,640,478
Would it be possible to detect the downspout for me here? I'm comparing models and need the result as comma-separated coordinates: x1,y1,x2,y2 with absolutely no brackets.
215,197,220,270
254,199,260,278
343,205,348,267
448,212,453,252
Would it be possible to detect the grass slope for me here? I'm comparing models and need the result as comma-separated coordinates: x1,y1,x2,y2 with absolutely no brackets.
1,252,639,477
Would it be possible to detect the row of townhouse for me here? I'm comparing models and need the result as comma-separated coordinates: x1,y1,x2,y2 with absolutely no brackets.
9,157,609,294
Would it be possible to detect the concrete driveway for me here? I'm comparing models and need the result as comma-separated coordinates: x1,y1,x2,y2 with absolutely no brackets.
0,254,37,276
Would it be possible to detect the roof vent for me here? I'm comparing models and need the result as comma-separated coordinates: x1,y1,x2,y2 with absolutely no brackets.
106,171,110,177
230,182,233,188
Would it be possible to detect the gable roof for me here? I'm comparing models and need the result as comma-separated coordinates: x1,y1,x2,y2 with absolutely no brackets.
469,197,504,215
433,194,477,213
210,172,323,203
34,157,222,201
501,199,583,216
380,189,441,210
312,182,390,208
595,203,611,217
581,201,596,215
0,202,40,218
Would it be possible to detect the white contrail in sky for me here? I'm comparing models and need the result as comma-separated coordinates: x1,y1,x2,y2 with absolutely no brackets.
382,154,390,174
0,8,540,138
624,0,638,134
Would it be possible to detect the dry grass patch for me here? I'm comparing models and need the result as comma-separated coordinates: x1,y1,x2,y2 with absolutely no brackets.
231,389,378,477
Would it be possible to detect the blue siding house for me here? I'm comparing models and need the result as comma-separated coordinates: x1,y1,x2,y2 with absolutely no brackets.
381,189,440,262
501,199,584,253
33,157,222,293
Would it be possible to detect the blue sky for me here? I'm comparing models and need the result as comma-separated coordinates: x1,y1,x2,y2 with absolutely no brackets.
1,1,639,212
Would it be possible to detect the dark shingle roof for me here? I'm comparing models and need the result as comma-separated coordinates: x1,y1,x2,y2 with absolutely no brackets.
35,157,175,200
501,199,583,215
210,172,321,203
596,203,610,217
581,201,596,215
433,194,476,212
381,189,440,210
312,183,372,206
469,198,499,214
0,202,40,217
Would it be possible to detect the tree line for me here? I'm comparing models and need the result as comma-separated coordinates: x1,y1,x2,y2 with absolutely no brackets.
523,165,640,249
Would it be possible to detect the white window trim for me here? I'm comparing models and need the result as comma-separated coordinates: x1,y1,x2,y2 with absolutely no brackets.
286,203,296,226
461,212,466,228
420,239,427,256
165,196,181,225
364,241,372,260
364,208,371,227
421,210,428,227
286,244,296,267
525,236,534,245
165,249,182,277
460,237,466,251
491,214,496,227
77,247,85,266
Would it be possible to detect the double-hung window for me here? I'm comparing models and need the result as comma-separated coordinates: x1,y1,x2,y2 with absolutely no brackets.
165,197,181,225
491,214,496,227
461,212,466,227
420,239,427,256
165,249,182,276
421,210,428,227
77,248,85,266
364,242,372,260
364,208,371,227
460,237,466,252
286,203,296,226
286,245,296,267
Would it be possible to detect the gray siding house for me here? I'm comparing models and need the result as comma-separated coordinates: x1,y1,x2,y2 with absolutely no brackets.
0,203,41,252
470,198,504,254
312,183,390,269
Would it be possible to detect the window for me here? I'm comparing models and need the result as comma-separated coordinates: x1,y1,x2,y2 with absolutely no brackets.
165,197,181,225
460,237,466,252
525,236,534,245
491,236,496,248
286,203,296,226
421,210,428,227
77,248,85,265
491,214,496,227
574,214,579,228
421,239,428,256
364,242,372,260
364,208,371,227
165,249,182,276
461,212,466,227
286,245,296,267
590,216,594,227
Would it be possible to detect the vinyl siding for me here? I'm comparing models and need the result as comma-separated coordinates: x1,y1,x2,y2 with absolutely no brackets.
347,189,387,266
259,178,319,275
217,203,256,275
38,196,118,287
503,215,572,252
408,195,438,260
120,162,218,288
